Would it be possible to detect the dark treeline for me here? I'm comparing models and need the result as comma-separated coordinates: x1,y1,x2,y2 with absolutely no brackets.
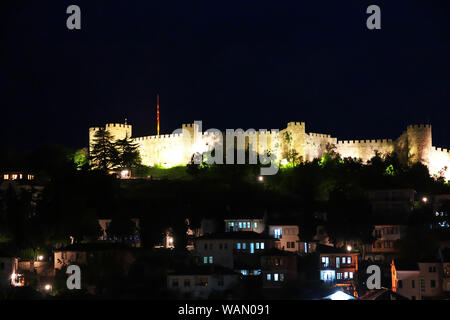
0,145,449,260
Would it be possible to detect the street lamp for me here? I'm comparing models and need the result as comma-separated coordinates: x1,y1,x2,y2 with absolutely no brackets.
422,196,428,203
346,245,352,252
258,176,264,182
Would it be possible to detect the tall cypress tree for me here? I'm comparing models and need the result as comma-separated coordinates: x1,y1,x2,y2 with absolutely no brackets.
114,136,141,169
90,128,118,171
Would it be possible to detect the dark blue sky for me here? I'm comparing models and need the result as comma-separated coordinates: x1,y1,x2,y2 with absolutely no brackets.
1,0,449,150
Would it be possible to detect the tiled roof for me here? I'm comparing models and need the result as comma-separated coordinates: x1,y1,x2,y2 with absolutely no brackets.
196,231,276,240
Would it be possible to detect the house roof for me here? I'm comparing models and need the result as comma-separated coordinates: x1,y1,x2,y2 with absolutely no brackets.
442,248,450,262
168,264,238,276
224,217,264,221
393,260,419,271
322,290,357,300
316,244,358,255
359,289,409,300
259,248,297,256
54,242,135,252
196,231,276,240
0,250,14,258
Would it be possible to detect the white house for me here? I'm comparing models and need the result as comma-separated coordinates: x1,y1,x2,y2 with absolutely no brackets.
0,252,18,289
167,265,239,299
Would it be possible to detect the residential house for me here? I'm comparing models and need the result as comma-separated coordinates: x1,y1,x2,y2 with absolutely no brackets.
53,243,137,273
224,218,265,233
318,245,359,296
366,225,406,261
167,265,239,299
368,189,416,217
98,218,141,247
260,248,298,288
0,251,19,289
194,231,278,271
391,260,422,300
268,225,300,252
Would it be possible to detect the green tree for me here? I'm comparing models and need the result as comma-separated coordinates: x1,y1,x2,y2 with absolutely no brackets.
114,136,141,169
74,148,89,170
90,128,119,171
106,216,137,242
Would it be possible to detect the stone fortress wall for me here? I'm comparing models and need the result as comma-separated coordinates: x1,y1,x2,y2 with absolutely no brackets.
89,122,450,179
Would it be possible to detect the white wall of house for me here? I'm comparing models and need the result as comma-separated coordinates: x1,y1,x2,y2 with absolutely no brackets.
418,262,443,298
395,271,421,300
443,262,450,292
167,274,239,298
268,225,300,252
224,219,265,233
0,257,18,289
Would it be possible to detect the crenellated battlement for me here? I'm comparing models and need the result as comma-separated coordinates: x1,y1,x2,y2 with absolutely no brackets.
88,121,450,180
432,146,450,153
309,133,332,138
337,139,393,145
133,133,184,141
106,123,132,129
407,124,431,130
287,121,305,128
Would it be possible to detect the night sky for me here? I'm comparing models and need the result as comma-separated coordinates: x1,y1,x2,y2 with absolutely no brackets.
1,0,449,151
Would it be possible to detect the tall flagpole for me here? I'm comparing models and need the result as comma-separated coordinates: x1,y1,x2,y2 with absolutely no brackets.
157,94,160,166
157,94,160,136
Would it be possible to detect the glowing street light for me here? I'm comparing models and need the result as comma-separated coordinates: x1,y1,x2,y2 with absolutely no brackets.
258,176,264,182
326,290,356,300
120,169,130,179
346,245,352,252
44,284,52,291
422,196,428,203
37,255,44,261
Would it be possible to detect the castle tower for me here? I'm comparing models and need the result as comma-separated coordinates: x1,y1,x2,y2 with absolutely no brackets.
406,124,432,166
89,123,132,156
105,123,132,140
182,122,202,163
282,122,306,161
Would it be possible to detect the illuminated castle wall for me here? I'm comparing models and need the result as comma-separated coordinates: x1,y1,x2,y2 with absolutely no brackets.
89,122,450,179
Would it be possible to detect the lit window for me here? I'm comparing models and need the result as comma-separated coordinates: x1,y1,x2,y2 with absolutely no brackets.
237,243,241,249
247,222,250,228
280,274,284,281
242,243,246,249
344,272,348,279
267,274,271,281
3,174,8,180
239,222,242,228
274,274,279,281
241,270,248,276
260,242,265,249
274,228,282,239
256,243,260,249
347,257,351,264
209,256,213,264
203,257,208,264
349,272,353,279
254,222,258,228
